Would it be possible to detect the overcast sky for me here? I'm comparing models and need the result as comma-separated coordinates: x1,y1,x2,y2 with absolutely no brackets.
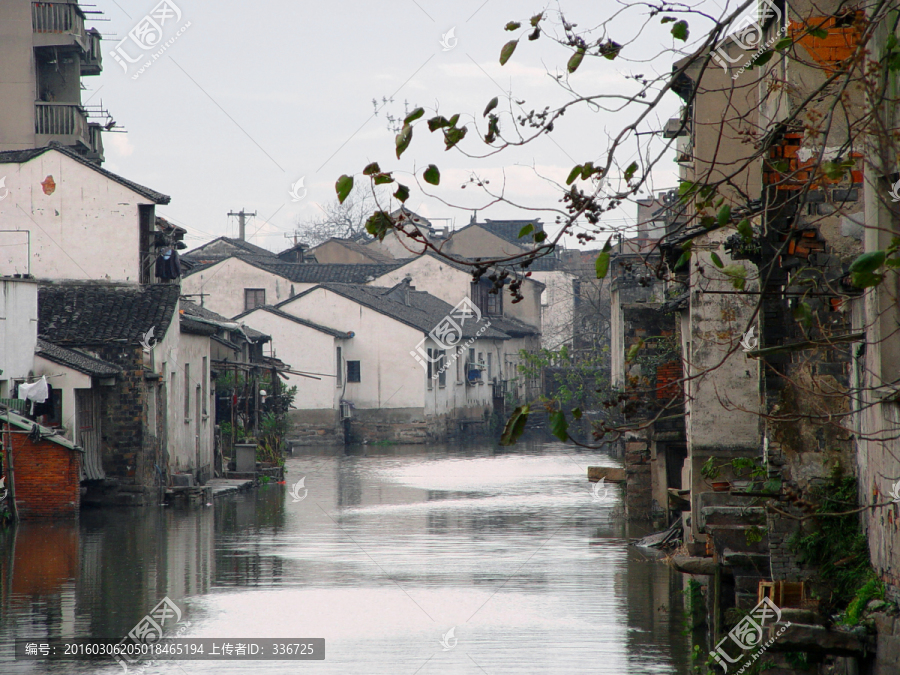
88,0,744,253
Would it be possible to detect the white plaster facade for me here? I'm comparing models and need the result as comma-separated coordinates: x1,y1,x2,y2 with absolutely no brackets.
277,287,499,419
236,307,348,410
0,148,166,280
147,307,214,477
0,277,38,397
181,257,305,319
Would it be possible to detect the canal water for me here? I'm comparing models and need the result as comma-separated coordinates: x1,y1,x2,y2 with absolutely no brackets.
0,440,691,674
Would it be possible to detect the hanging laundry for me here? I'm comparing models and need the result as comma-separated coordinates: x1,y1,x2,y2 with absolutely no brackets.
17,376,48,415
155,248,182,280
32,384,55,418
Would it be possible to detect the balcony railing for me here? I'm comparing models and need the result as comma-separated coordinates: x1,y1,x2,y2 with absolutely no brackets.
32,2,89,51
35,102,88,146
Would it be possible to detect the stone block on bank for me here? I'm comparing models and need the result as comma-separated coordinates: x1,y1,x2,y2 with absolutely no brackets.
588,467,625,483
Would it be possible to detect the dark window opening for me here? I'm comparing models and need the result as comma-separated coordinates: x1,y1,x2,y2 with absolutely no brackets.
347,360,361,383
470,279,503,316
244,289,266,311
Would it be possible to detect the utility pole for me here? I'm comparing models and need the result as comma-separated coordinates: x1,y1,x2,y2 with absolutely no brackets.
227,209,256,241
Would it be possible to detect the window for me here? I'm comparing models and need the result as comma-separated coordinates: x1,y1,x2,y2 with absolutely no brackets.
456,346,464,383
487,352,492,381
347,360,361,383
427,348,433,389
244,288,266,311
184,363,190,421
336,347,343,386
470,279,503,316
468,348,476,364
437,350,446,387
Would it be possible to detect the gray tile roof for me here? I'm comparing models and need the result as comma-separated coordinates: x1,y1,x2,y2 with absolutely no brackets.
313,238,396,264
0,143,170,204
180,298,270,341
183,237,276,260
182,254,403,283
38,282,181,346
233,305,354,339
282,282,510,340
35,339,123,378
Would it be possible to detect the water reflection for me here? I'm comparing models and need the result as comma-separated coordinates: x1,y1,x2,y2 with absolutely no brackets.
0,440,689,674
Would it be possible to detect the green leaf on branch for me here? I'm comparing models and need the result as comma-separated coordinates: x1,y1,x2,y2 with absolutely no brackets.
626,339,644,363
393,184,410,203
448,114,460,128
362,162,381,176
737,219,753,244
710,252,724,269
602,236,614,253
428,115,450,131
671,20,689,41
500,40,518,66
775,37,793,50
566,165,583,185
505,21,521,31
530,13,543,27
483,97,499,117
518,223,535,238
717,204,732,226
499,404,530,445
443,125,468,150
567,48,585,73
849,250,887,287
595,251,610,279
373,173,394,185
808,27,829,39
549,410,569,442
674,249,691,271
572,407,582,420
849,250,887,274
395,124,412,159
722,265,747,290
599,40,622,60
793,301,813,328
403,107,425,125
335,175,354,204
534,231,547,243
660,16,677,23
365,211,393,241
580,161,595,180
423,164,440,186
624,161,639,181
751,50,774,67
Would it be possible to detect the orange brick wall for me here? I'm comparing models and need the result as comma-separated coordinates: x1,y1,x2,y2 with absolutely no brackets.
4,425,81,518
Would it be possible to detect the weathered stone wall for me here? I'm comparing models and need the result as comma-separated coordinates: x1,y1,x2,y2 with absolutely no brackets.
94,344,149,486
625,434,653,520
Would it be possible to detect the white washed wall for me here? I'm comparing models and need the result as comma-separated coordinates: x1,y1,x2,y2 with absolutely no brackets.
0,151,154,280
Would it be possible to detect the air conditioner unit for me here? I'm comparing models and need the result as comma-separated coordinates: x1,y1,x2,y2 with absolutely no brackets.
339,401,352,420
465,362,484,385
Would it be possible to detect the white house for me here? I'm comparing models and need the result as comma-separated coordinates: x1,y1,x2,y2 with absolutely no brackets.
270,280,511,443
232,305,353,445
0,277,38,400
180,254,401,319
0,144,172,281
367,253,544,401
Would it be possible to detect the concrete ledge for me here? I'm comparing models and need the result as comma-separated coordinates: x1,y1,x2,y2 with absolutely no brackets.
588,467,625,483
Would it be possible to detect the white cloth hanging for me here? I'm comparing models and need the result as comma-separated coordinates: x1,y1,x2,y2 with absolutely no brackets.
18,375,49,414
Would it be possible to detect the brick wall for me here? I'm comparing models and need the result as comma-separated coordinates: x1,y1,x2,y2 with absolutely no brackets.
5,426,81,518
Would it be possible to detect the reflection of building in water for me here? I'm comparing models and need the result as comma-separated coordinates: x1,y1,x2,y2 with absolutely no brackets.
214,487,286,587
0,507,214,643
